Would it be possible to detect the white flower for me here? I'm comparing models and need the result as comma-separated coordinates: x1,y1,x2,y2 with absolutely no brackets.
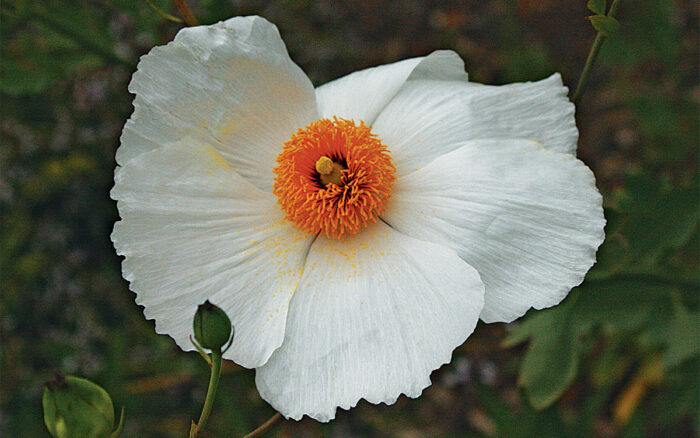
112,16,605,422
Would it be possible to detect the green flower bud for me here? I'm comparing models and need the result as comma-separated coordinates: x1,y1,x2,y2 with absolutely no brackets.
193,300,233,351
42,374,116,438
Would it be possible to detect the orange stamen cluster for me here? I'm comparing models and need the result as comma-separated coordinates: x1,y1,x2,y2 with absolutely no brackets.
273,117,396,239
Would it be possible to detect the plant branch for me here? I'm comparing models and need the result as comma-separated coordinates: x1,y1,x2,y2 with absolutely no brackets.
243,413,283,438
573,0,623,105
191,350,222,437
173,0,199,26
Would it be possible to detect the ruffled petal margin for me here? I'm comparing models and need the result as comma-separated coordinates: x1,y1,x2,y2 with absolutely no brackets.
383,139,605,323
373,73,578,180
112,139,314,368
315,50,468,125
255,221,484,421
118,16,318,192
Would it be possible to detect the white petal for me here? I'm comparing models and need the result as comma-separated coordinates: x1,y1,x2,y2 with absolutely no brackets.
255,221,484,422
373,74,578,178
117,16,318,191
315,50,467,125
111,139,314,368
383,139,605,323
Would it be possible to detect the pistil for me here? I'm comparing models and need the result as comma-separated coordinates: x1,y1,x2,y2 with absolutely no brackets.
273,117,395,239
315,156,346,187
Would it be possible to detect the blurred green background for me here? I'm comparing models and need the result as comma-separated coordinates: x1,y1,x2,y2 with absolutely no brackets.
1,0,698,436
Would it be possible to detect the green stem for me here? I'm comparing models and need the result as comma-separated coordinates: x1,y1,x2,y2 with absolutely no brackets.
31,7,137,70
573,32,605,105
192,350,222,437
572,0,623,105
244,412,283,438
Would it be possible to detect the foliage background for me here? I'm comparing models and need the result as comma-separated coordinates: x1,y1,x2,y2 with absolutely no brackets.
1,0,698,436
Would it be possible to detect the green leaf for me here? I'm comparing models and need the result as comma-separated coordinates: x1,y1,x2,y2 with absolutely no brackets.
574,280,668,332
590,15,621,36
645,297,700,369
622,184,699,267
504,279,676,409
505,296,590,409
604,175,700,271
518,312,587,409
587,0,607,15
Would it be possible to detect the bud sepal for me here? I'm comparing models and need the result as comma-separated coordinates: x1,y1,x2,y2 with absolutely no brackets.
192,300,234,353
42,373,124,438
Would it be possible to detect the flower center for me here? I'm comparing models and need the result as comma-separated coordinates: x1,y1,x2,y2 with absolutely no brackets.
273,117,396,239
315,156,346,188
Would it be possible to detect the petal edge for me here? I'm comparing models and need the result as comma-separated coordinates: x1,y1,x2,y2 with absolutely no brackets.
384,139,605,323
256,221,484,421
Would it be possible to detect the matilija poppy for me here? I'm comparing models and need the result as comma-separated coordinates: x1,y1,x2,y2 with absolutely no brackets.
112,16,605,422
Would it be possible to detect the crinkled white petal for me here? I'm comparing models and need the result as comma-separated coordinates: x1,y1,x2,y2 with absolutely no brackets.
383,139,605,323
111,139,314,368
118,15,318,192
315,50,467,125
373,74,578,178
255,221,485,422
